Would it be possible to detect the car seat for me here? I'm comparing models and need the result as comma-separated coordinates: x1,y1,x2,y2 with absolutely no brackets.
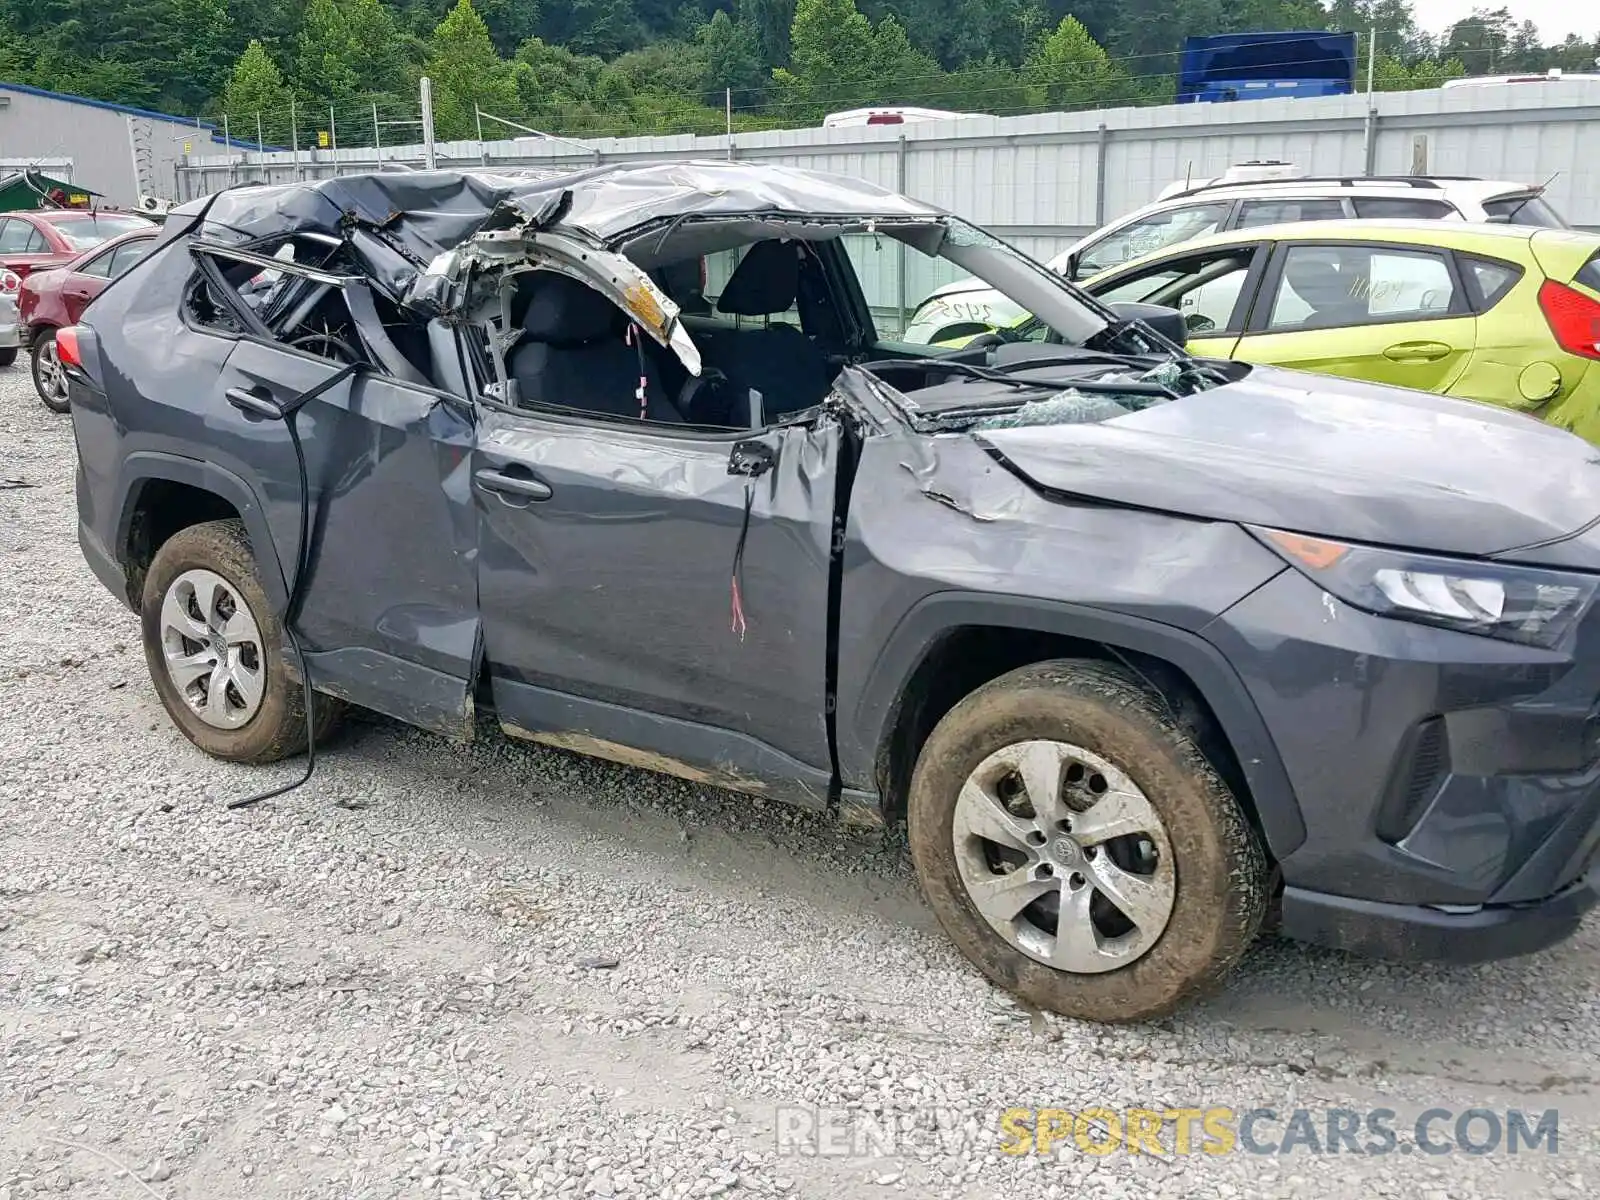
509,273,682,423
1282,251,1370,329
709,240,832,418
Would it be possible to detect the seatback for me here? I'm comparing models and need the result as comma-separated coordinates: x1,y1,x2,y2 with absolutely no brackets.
711,241,832,418
509,272,680,423
1283,251,1368,329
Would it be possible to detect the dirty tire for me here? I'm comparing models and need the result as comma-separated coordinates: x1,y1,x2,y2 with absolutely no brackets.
908,659,1267,1023
140,518,342,764
31,331,68,413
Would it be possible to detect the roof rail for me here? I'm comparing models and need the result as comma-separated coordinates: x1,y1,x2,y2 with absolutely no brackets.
1160,173,1489,202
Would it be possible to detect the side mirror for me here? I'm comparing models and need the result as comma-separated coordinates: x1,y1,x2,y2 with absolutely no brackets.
1106,300,1188,348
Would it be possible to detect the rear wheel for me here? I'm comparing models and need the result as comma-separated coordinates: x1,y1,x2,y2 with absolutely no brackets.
140,519,342,764
907,659,1267,1022
32,330,68,413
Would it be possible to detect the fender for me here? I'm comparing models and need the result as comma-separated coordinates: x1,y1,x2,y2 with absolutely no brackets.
843,591,1307,858
114,451,289,614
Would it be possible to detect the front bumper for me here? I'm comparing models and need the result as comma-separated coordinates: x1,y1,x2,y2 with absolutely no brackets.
1205,567,1600,958
1281,867,1600,963
0,297,19,350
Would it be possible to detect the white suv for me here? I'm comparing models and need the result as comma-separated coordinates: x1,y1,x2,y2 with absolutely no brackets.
902,169,1569,345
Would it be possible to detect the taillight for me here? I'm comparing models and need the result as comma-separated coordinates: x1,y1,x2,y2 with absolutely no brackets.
55,326,83,369
1538,280,1600,361
0,269,18,295
866,113,904,124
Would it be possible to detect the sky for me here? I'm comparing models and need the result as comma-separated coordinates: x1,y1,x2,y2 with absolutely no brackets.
1408,0,1597,43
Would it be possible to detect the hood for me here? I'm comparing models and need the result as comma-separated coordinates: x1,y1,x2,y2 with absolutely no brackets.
978,365,1600,564
922,276,992,303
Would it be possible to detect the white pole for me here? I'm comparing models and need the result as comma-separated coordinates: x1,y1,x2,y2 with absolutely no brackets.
1361,27,1378,175
125,115,142,204
329,106,338,159
291,95,300,179
725,87,733,160
420,77,437,170
373,102,382,165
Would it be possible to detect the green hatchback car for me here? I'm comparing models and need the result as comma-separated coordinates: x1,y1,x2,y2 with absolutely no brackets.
971,220,1600,442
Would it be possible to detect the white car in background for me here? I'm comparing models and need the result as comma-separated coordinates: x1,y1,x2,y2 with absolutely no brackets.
0,269,21,367
822,107,987,128
901,166,1570,345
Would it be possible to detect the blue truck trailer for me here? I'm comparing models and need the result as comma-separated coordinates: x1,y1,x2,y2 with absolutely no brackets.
1177,31,1358,103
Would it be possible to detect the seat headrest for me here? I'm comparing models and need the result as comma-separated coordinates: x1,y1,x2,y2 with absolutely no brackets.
1284,251,1358,305
717,240,801,317
521,272,618,344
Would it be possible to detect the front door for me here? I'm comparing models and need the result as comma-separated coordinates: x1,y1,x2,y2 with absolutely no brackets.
473,405,843,809
1234,240,1476,393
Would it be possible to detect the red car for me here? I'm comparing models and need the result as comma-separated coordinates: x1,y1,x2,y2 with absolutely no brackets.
0,209,155,281
19,226,158,412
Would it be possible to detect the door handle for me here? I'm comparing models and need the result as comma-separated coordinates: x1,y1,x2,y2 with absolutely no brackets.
475,468,552,501
1383,341,1452,363
224,385,282,421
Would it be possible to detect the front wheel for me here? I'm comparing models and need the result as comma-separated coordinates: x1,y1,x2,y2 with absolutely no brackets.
908,660,1268,1023
31,330,69,413
140,518,342,764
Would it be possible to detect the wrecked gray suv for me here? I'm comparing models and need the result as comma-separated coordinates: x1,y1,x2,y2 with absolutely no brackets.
66,162,1600,1022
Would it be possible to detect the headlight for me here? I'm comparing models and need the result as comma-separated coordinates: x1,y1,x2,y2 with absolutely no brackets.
1250,527,1599,649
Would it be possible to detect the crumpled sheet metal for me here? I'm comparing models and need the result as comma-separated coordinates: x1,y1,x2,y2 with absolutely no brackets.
173,160,945,265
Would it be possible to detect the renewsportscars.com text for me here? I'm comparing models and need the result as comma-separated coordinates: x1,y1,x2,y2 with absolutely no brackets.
999,1106,1559,1156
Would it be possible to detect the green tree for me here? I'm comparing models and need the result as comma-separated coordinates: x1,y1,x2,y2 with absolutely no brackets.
168,0,235,112
1441,6,1515,74
294,0,412,109
604,39,709,98
0,19,31,81
223,39,292,141
475,0,543,53
773,0,882,121
739,0,794,68
870,15,944,105
943,53,1034,114
539,0,644,57
425,0,524,138
697,9,765,96
1023,15,1129,110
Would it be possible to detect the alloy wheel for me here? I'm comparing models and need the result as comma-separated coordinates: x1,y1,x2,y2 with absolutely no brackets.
158,568,266,730
951,739,1176,973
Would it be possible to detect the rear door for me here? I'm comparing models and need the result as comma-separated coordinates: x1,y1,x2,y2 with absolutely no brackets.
69,238,155,322
64,246,116,322
188,241,481,737
1230,239,1476,393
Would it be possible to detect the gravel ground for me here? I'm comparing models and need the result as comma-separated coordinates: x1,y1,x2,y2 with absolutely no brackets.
3,360,1599,1200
